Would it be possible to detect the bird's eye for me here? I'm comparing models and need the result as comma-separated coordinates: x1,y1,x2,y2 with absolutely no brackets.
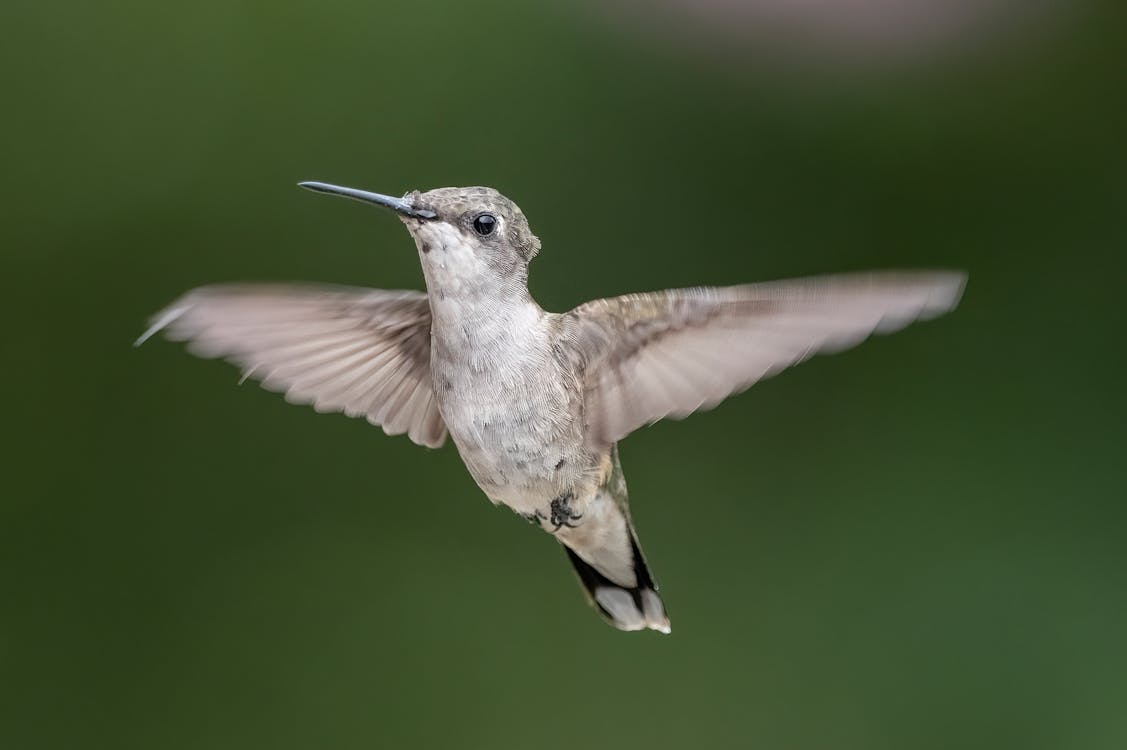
472,213,497,236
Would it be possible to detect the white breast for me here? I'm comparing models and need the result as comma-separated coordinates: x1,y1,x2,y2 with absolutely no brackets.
412,222,591,513
429,305,586,513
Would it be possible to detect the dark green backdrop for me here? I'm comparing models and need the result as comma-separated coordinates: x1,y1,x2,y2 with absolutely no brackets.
3,1,1125,748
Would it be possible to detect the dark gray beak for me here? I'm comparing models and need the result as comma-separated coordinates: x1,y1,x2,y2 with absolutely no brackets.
298,181,436,219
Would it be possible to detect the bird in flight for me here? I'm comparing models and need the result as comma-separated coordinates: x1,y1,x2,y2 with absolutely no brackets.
138,182,965,634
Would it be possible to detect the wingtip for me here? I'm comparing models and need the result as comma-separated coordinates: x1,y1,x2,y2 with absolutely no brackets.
134,303,190,347
930,269,969,316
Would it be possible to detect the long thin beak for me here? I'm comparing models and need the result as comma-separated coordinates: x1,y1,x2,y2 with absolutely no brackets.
298,181,436,219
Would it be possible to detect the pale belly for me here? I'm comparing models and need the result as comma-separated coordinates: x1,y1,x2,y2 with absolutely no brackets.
431,356,595,516
424,290,595,517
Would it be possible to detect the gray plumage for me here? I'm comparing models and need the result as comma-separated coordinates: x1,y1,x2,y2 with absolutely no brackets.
138,183,966,634
139,285,446,447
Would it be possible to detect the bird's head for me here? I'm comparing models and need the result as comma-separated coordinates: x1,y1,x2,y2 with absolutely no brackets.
299,182,540,296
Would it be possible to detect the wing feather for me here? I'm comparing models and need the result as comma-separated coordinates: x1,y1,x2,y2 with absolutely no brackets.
565,271,965,447
138,284,447,448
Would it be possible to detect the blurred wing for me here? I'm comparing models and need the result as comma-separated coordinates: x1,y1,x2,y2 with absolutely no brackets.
566,271,965,448
138,284,447,448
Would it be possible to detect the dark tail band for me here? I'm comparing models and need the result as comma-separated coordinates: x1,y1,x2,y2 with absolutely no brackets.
564,536,670,634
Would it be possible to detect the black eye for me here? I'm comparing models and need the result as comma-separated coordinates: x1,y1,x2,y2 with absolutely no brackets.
472,213,496,236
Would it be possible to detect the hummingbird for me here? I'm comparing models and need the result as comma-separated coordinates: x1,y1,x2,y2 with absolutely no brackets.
138,182,965,634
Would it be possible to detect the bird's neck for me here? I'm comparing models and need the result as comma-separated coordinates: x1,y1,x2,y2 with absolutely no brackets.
426,275,545,353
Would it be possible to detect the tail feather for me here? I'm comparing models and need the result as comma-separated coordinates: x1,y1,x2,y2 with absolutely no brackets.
557,444,670,633
564,534,670,634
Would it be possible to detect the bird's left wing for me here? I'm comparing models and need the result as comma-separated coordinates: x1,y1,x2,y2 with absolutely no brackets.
563,271,965,450
137,284,447,448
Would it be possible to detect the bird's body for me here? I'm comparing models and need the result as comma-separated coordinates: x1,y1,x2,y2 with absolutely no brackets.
139,182,966,633
425,277,581,516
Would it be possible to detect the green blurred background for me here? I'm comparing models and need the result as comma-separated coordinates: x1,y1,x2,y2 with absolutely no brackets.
3,0,1125,748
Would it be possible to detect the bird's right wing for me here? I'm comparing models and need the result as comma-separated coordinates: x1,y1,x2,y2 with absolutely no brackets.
137,284,447,448
564,271,965,450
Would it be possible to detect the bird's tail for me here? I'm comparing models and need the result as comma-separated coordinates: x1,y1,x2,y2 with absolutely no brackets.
560,446,670,633
563,532,670,633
